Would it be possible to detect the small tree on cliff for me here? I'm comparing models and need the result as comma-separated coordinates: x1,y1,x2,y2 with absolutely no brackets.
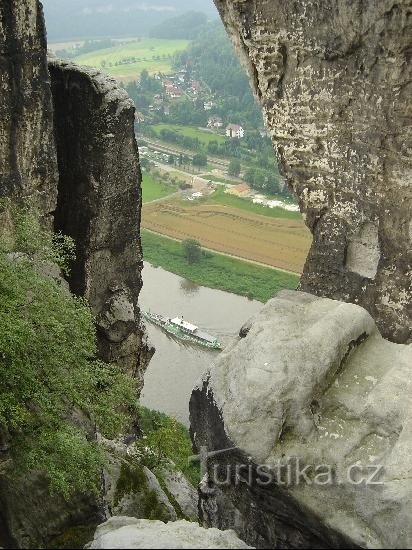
182,239,202,264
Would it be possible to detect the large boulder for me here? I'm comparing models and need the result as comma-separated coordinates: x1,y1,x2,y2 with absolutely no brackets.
214,0,411,343
86,516,253,549
190,290,412,548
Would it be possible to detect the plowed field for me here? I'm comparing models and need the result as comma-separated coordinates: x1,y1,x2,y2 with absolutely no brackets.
142,200,312,274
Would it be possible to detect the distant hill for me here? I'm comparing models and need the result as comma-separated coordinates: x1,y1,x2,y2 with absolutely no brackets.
41,0,219,41
150,12,209,40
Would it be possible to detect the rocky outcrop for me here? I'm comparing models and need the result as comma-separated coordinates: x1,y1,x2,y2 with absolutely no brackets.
86,516,253,549
190,290,412,548
214,0,412,344
161,467,199,522
0,0,58,222
101,438,198,524
0,474,103,550
48,59,151,386
102,440,178,523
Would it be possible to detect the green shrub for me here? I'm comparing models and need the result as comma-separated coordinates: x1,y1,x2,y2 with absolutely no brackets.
137,407,199,487
1,199,76,276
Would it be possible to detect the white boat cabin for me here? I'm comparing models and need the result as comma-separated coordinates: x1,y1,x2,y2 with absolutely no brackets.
171,317,198,334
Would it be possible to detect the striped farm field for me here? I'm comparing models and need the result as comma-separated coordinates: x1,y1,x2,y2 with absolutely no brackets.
142,198,312,274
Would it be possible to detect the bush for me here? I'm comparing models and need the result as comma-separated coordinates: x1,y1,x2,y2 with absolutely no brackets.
136,407,199,486
192,153,207,167
182,239,202,264
228,159,241,177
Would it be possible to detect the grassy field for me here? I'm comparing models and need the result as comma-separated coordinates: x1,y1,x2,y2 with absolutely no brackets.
142,230,299,302
74,39,190,81
142,173,177,203
208,187,302,220
142,197,311,273
151,124,227,147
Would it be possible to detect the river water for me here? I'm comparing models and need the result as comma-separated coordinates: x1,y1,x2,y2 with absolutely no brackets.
139,263,263,426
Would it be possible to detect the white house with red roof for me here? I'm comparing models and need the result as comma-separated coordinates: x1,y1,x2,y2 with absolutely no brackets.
226,123,245,138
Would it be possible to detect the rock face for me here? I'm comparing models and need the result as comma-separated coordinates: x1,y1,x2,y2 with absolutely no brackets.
190,290,412,548
0,474,103,550
86,516,253,549
161,467,199,522
0,0,58,222
214,0,411,344
49,59,151,384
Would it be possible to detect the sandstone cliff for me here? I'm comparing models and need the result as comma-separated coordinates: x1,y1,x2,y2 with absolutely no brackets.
0,1,150,546
49,60,151,387
214,0,411,344
190,2,412,546
0,0,58,222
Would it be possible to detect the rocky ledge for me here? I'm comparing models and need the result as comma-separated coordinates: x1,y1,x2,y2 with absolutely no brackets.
190,290,412,548
86,516,252,549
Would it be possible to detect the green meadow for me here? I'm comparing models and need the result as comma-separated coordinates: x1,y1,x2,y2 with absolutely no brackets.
141,229,299,303
151,123,227,147
206,187,302,220
142,173,177,203
74,39,190,81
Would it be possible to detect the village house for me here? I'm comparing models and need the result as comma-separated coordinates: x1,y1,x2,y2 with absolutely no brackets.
207,116,223,129
135,111,145,123
226,123,245,138
204,101,215,111
176,69,187,83
166,85,184,99
225,183,251,197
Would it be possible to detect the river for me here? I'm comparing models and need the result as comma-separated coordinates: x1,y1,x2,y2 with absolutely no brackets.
139,263,263,426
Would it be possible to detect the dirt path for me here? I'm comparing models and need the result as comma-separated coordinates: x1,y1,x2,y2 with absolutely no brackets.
144,191,181,205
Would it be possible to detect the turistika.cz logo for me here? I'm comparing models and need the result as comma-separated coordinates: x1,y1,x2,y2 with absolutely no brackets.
188,446,385,494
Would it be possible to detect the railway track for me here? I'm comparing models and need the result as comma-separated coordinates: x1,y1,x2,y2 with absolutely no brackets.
138,136,231,169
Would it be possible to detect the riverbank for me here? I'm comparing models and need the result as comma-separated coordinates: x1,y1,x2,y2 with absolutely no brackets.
141,230,300,303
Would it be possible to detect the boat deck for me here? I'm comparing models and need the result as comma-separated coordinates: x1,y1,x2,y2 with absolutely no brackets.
195,330,218,344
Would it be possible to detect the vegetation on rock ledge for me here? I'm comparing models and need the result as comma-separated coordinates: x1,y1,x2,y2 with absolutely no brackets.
137,406,200,487
0,202,138,499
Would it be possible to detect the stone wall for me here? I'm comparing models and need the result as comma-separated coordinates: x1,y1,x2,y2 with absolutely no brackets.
49,59,151,386
214,0,411,343
0,0,58,222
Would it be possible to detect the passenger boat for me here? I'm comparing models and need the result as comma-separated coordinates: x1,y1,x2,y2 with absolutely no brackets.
143,311,222,350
